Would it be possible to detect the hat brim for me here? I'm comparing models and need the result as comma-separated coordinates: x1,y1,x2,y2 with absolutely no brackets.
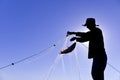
82,24,99,26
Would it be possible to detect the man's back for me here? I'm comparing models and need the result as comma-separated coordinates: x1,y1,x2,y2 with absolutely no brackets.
88,27,106,58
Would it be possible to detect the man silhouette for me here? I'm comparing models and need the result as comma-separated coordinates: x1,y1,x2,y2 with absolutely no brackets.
67,18,107,80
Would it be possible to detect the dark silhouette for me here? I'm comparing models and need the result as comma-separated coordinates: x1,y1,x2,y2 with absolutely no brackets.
67,18,107,80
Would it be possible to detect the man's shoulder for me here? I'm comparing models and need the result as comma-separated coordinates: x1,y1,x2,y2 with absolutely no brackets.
95,27,102,33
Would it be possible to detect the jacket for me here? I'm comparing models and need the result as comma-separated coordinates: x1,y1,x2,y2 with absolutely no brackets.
76,27,106,59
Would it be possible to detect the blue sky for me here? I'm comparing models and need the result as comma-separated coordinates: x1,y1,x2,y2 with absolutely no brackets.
0,0,120,80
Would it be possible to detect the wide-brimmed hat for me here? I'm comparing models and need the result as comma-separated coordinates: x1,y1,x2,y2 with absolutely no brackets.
82,18,99,26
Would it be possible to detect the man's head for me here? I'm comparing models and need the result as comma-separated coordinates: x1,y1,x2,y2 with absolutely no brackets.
83,18,99,30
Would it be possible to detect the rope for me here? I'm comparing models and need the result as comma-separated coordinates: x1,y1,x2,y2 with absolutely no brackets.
107,63,120,74
0,37,66,70
61,55,68,80
74,49,82,80
44,54,61,80
0,44,56,70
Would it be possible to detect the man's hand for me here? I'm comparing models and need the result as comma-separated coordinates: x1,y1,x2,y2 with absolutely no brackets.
67,31,75,36
67,31,72,35
70,37,76,41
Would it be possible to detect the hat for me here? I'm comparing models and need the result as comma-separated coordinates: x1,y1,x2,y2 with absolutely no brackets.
82,18,99,26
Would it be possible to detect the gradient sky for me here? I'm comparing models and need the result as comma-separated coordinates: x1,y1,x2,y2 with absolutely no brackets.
0,0,120,80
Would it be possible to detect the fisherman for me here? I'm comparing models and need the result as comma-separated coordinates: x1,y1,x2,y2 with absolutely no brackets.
67,18,107,80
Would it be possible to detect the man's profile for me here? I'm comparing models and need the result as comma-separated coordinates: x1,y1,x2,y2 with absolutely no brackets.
67,18,107,80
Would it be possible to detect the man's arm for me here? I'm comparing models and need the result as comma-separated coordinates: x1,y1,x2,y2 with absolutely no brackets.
70,37,89,42
67,31,86,37
67,31,77,35
70,31,90,42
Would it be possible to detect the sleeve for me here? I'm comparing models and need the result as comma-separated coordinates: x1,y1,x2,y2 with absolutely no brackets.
76,32,91,42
